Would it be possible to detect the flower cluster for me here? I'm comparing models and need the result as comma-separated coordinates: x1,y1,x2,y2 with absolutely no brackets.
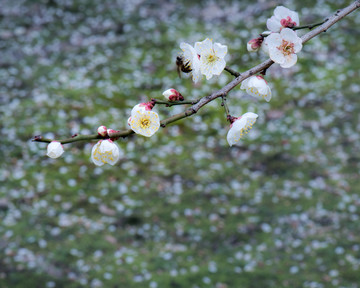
42,5,315,157
247,6,302,69
179,38,227,82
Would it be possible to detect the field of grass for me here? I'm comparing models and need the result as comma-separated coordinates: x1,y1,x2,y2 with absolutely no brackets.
1,0,360,287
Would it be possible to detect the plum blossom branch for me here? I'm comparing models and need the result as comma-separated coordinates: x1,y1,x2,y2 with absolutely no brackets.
32,0,360,146
192,0,360,112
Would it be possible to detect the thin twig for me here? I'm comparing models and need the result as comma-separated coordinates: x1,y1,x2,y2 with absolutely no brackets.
224,66,241,77
221,96,230,118
152,98,200,107
293,21,326,31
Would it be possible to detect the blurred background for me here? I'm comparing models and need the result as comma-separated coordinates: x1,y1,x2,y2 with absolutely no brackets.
1,0,360,287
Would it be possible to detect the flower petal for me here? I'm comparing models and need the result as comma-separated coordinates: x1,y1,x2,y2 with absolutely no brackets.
266,33,282,47
266,17,282,32
213,42,227,58
274,6,291,19
280,54,297,68
269,47,286,64
280,28,299,43
195,38,213,55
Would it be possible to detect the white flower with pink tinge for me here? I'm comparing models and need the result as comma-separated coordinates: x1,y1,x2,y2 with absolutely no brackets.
91,139,121,166
267,6,299,32
227,113,258,147
266,28,302,68
128,102,160,137
241,75,272,102
195,38,227,80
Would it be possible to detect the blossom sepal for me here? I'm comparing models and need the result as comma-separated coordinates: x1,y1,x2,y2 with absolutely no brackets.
46,141,64,159
227,112,258,147
162,89,184,102
91,139,121,166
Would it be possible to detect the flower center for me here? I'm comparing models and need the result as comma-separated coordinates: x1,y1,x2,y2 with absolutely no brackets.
206,53,217,63
278,40,295,56
280,16,297,28
140,117,151,129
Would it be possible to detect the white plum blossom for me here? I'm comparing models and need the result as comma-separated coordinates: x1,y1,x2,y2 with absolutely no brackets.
195,38,227,80
267,6,299,32
227,113,258,147
241,75,272,102
179,42,201,83
129,109,160,137
46,141,64,158
91,139,121,166
266,28,302,68
97,125,107,137
162,88,184,101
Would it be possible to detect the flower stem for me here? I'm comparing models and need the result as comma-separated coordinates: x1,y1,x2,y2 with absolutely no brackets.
221,96,230,118
293,20,326,31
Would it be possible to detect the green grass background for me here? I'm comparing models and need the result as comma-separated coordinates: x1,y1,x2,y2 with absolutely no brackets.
1,0,360,287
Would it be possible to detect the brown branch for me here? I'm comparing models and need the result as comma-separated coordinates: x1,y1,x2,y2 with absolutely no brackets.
32,0,360,145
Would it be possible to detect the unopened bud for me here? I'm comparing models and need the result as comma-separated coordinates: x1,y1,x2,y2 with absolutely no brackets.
97,125,107,137
247,37,263,52
46,141,64,159
162,88,184,101
107,128,120,140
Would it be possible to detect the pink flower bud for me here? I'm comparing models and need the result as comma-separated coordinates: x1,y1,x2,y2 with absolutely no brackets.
107,129,120,140
247,37,263,52
162,88,184,102
97,125,107,137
